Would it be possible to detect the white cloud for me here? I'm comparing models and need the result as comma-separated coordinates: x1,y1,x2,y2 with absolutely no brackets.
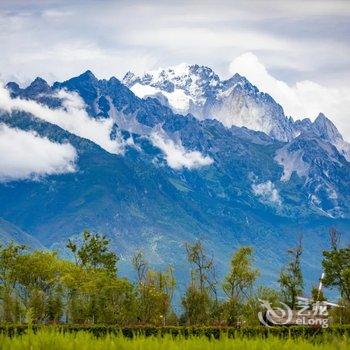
252,180,282,206
150,132,213,170
0,123,76,182
0,84,126,154
41,10,73,19
126,27,294,53
229,52,350,142
1,0,349,88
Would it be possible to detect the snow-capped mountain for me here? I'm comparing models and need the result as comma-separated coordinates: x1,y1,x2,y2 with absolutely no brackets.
1,68,349,289
123,63,220,115
123,63,296,142
124,63,350,160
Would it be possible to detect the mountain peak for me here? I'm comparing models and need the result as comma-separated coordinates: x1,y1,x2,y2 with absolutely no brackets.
78,70,97,81
122,64,347,145
314,112,328,123
31,76,48,85
313,113,342,141
232,72,244,79
28,77,49,88
124,63,220,89
123,63,296,141
164,62,190,75
24,77,51,95
222,72,250,89
53,70,97,90
123,63,221,112
293,113,350,161
122,71,135,85
5,81,20,94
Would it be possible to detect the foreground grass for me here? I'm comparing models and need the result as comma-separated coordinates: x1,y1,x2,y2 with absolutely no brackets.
0,330,349,350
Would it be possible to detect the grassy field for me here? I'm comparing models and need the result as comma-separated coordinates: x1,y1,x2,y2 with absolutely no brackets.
0,330,349,350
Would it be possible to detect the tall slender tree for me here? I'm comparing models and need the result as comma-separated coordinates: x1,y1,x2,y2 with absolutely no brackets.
182,241,217,325
278,236,304,309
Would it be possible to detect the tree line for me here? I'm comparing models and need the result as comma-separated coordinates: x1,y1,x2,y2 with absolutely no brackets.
0,228,349,326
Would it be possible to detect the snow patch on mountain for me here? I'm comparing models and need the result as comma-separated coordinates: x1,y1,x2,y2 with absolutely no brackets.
211,89,292,141
334,139,350,162
274,147,310,181
309,190,342,219
130,83,191,114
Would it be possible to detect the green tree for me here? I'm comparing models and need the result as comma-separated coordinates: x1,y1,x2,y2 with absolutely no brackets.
132,251,176,325
322,228,350,302
223,246,259,301
242,286,280,326
13,251,63,323
329,299,350,324
182,284,211,325
311,285,326,302
185,241,216,294
182,241,216,325
46,285,64,323
62,261,136,324
222,246,259,325
0,243,26,322
278,236,304,309
132,250,148,283
67,230,118,275
0,239,137,325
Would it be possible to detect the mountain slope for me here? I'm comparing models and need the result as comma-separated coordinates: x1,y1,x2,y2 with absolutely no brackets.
0,217,43,248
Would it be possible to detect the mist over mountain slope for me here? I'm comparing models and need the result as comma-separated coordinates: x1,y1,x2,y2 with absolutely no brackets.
0,66,349,290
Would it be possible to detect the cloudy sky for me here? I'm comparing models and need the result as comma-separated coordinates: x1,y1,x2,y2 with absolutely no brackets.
0,0,349,138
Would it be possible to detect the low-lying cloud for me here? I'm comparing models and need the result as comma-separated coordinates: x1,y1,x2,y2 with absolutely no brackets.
150,132,213,170
0,84,125,154
252,180,282,206
0,123,77,182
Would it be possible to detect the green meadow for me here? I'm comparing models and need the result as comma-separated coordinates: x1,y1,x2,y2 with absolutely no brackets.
0,330,348,350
